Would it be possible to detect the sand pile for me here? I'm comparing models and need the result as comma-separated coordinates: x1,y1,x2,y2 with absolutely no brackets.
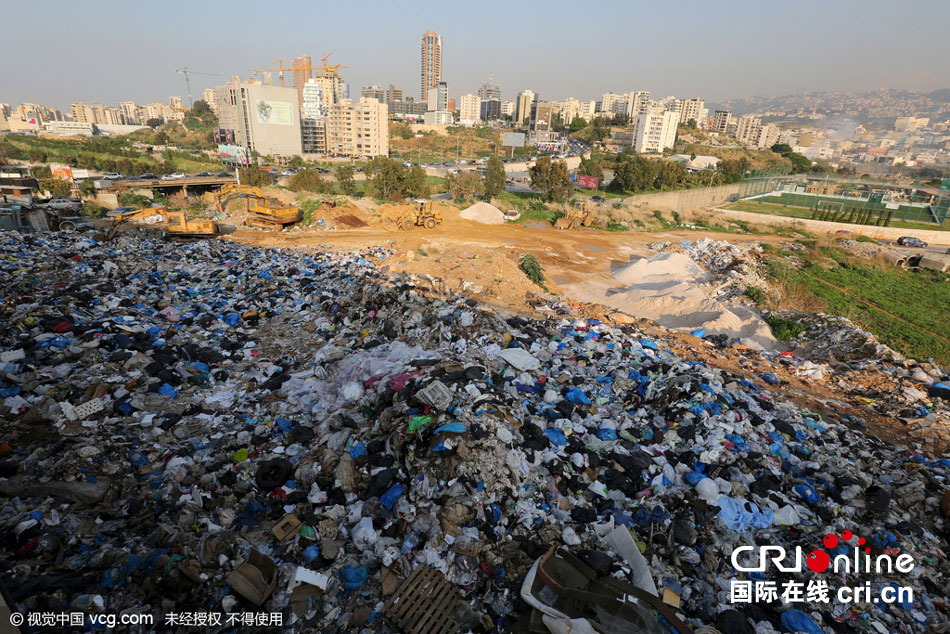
605,252,775,349
460,201,505,225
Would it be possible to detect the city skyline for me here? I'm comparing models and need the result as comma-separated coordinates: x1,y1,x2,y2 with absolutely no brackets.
2,0,948,111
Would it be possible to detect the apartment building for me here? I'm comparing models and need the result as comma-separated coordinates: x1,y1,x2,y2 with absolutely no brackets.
361,85,385,103
598,92,619,114
478,74,501,101
292,55,313,107
530,101,554,133
735,114,762,145
202,89,218,114
500,100,515,118
458,94,481,125
680,98,704,124
756,123,780,149
711,110,732,133
70,102,97,123
326,98,389,159
515,90,535,126
385,85,403,107
633,110,678,153
480,99,501,121
302,79,327,120
579,100,597,119
119,101,140,124
421,30,443,103
310,74,345,110
220,80,302,157
427,81,448,112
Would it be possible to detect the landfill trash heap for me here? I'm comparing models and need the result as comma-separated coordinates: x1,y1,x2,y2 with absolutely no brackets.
0,231,949,634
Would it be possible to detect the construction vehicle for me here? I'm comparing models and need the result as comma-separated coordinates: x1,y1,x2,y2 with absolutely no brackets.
214,184,301,230
396,199,442,230
554,203,595,230
103,206,219,241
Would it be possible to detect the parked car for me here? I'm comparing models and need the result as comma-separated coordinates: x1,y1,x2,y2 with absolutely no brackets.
193,171,213,177
102,172,123,180
42,196,82,212
897,236,928,248
591,195,607,204
137,173,157,180
161,173,186,180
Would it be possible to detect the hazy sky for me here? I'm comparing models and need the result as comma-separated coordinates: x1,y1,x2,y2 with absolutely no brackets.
3,0,947,110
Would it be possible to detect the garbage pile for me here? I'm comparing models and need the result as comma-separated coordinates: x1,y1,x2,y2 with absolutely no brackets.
647,238,768,303
1,232,949,633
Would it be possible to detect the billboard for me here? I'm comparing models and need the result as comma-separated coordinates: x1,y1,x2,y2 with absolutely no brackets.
536,141,564,153
255,100,294,125
50,163,73,181
218,144,250,166
575,174,600,190
213,128,235,144
502,132,526,148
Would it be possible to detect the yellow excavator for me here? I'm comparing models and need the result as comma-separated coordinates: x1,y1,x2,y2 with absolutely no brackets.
396,199,442,231
103,206,219,241
215,184,301,230
554,202,595,230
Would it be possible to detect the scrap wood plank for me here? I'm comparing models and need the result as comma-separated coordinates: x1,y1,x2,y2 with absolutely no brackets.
383,564,460,634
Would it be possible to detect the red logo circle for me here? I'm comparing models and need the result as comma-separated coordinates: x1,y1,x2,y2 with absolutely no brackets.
807,550,830,573
842,529,853,540
858,537,866,545
823,533,838,549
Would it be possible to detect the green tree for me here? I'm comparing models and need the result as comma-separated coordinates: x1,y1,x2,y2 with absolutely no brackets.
569,117,587,132
365,156,406,200
189,100,213,118
718,157,750,184
145,118,162,129
289,169,333,193
655,160,686,189
612,155,660,192
335,163,357,196
238,166,272,187
446,171,484,200
686,119,697,129
79,179,96,197
577,157,603,180
787,152,812,173
404,165,429,198
484,155,506,198
529,156,574,202
37,178,71,196
288,155,304,169
550,112,565,132
770,143,794,156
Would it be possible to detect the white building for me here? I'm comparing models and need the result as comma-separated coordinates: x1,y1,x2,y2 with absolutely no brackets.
458,94,481,126
500,100,515,118
302,79,327,120
633,110,678,153
680,98,704,124
598,92,619,114
579,100,597,119
735,115,762,145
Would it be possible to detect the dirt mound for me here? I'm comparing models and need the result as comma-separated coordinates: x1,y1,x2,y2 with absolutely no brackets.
460,201,505,224
335,214,367,228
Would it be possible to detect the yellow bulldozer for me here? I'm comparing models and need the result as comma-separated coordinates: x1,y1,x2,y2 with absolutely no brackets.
102,206,219,241
396,199,442,231
554,203,595,230
215,184,302,230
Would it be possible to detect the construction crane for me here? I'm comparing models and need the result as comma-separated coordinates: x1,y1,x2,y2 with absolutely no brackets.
174,67,221,106
252,53,348,88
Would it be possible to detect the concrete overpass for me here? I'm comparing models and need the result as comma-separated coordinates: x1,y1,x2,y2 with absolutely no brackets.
115,175,236,195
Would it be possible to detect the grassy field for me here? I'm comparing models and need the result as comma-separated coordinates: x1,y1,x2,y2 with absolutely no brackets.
724,200,950,232
763,244,950,364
